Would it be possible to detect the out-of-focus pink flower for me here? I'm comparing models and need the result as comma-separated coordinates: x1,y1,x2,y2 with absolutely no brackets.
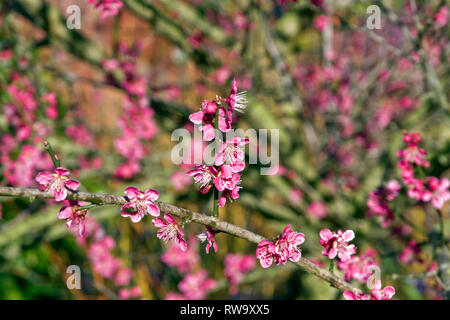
35,167,80,201
170,171,193,190
197,226,218,254
88,0,123,18
338,248,379,282
289,188,303,205
152,214,187,252
0,49,12,61
434,6,449,27
121,187,160,223
188,30,204,49
165,292,187,300
319,229,356,262
367,180,400,228
422,177,450,210
313,15,330,31
119,288,131,299
42,93,58,120
178,269,216,300
307,202,327,219
397,132,429,168
225,253,255,294
114,268,133,286
87,236,121,279
399,240,422,265
115,161,140,179
162,237,200,274
213,66,231,85
102,59,120,71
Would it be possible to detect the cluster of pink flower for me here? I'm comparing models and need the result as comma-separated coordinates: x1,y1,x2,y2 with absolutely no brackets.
319,229,356,262
338,248,379,283
87,0,123,18
1,72,54,187
102,43,158,179
167,269,217,300
186,79,249,207
162,237,217,300
119,187,188,252
224,254,256,295
80,218,141,299
366,180,401,227
256,225,305,268
398,240,423,265
343,280,395,300
397,132,449,209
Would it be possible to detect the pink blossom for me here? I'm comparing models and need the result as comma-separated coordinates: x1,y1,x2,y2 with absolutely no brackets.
343,291,371,300
161,237,200,274
422,177,450,210
88,0,123,18
197,227,218,254
114,268,133,286
165,292,187,300
256,225,305,268
121,187,160,223
189,102,231,141
338,248,378,282
289,188,303,205
115,161,140,179
170,171,192,190
214,137,249,172
319,229,356,262
434,6,449,27
397,132,429,168
313,15,330,31
35,167,80,201
119,288,131,299
152,214,187,252
213,165,241,192
371,280,395,300
307,202,327,219
213,66,231,85
186,165,218,194
225,78,248,116
218,186,241,207
58,200,90,236
225,254,255,294
178,269,216,300
399,240,422,265
367,180,400,227
87,236,121,279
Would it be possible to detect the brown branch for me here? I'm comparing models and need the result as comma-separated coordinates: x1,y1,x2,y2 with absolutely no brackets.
0,186,359,293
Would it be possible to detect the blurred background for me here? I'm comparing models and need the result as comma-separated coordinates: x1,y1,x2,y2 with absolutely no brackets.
0,0,449,299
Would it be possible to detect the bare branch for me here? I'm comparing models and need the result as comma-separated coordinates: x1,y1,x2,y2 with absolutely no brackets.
0,186,359,293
